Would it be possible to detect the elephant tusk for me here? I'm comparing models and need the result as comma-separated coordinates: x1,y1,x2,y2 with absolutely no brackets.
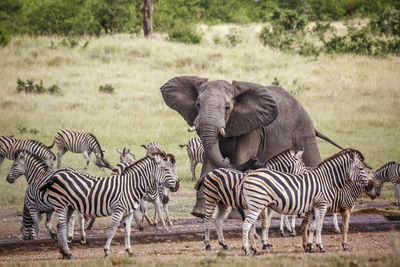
188,126,196,132
220,128,226,136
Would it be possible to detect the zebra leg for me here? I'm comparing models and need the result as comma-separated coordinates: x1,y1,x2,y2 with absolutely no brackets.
104,211,124,257
307,215,317,252
333,213,341,233
45,211,57,239
215,203,229,250
301,212,313,252
290,215,297,237
82,151,90,170
132,210,143,231
261,208,273,250
67,213,75,243
77,213,87,244
56,148,66,169
243,211,260,256
56,208,73,259
341,208,351,251
394,184,400,207
86,217,96,230
122,213,135,257
30,210,41,239
314,208,327,253
204,201,216,251
191,160,198,181
163,203,173,227
279,214,286,236
154,196,168,231
141,200,155,228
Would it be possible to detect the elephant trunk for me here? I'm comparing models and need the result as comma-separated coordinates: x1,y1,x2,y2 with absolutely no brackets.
198,123,230,169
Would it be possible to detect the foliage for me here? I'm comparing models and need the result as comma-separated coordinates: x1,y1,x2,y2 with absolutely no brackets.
168,22,202,44
369,6,400,36
0,22,10,46
16,79,62,95
99,84,115,94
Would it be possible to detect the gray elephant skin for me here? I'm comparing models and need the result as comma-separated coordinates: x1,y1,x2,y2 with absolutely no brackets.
161,76,341,218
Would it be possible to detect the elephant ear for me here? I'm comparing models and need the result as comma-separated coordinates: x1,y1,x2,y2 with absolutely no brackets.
160,76,208,126
226,81,278,137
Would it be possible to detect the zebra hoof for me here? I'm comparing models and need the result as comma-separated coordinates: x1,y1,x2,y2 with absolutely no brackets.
280,231,285,237
126,249,135,257
205,244,211,251
306,244,315,253
245,251,253,257
104,249,109,258
219,242,229,250
80,239,87,245
138,226,144,231
343,247,350,252
67,237,73,243
320,248,327,253
50,233,57,240
290,231,296,237
263,244,273,250
62,253,73,260
335,230,341,234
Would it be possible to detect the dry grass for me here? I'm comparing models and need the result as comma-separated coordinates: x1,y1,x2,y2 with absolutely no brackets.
0,23,399,208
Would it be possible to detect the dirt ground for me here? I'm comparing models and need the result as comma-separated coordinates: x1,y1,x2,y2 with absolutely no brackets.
0,231,398,262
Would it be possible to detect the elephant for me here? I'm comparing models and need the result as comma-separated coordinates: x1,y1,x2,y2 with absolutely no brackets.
161,76,343,218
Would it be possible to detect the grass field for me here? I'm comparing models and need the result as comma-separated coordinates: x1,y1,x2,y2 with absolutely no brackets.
0,22,399,210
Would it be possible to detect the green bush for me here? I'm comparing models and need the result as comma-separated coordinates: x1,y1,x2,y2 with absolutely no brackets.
369,7,400,36
0,23,10,46
99,84,115,94
16,79,62,95
271,8,308,32
168,23,202,44
259,26,294,51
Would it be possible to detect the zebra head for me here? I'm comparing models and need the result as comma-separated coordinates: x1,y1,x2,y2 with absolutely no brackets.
265,148,307,174
117,147,136,164
7,151,50,184
373,176,384,197
150,152,179,192
347,150,374,188
142,142,162,156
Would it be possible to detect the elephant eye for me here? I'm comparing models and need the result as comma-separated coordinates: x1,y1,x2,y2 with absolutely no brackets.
196,102,200,109
225,103,230,110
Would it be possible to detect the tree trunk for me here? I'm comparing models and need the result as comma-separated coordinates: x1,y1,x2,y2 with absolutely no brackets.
143,0,153,38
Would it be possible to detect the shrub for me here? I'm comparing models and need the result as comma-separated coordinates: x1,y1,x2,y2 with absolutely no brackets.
168,23,202,44
16,79,62,95
369,7,400,36
298,41,320,57
0,23,10,46
225,27,243,47
259,26,294,51
99,84,115,94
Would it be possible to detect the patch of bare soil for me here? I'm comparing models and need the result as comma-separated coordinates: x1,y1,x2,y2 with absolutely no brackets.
0,231,398,262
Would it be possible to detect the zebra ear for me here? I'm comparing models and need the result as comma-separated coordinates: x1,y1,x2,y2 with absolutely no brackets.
295,148,304,159
117,148,122,155
17,215,23,223
126,148,130,154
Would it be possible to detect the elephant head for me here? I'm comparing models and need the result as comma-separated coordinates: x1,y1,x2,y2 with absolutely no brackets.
161,76,278,169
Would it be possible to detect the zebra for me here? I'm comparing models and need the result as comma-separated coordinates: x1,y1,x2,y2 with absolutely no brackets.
0,135,55,170
7,151,88,242
374,161,400,206
240,148,373,256
117,147,136,165
38,152,179,259
179,137,204,181
196,149,304,251
141,141,161,156
54,129,112,170
302,178,376,252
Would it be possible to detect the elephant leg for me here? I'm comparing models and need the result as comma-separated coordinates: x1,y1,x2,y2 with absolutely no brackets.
191,179,207,218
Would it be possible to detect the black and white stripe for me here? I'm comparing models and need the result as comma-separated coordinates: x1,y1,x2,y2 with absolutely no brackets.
0,135,55,170
240,149,373,255
39,152,179,259
374,161,400,206
54,129,112,170
179,137,204,181
141,142,161,156
196,149,305,251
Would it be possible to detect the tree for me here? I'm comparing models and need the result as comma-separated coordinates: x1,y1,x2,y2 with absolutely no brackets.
143,0,153,38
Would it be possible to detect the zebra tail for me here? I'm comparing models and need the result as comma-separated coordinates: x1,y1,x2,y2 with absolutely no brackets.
238,208,246,221
141,144,147,149
194,176,205,190
46,140,55,149
315,129,344,150
178,144,187,148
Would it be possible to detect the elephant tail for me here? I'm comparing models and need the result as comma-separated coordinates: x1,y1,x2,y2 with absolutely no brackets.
194,176,205,190
315,129,343,150
178,144,187,148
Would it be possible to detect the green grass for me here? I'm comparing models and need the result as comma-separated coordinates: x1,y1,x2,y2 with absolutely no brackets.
0,22,399,209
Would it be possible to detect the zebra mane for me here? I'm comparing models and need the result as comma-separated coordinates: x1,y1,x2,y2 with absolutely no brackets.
87,133,104,158
375,161,397,173
14,150,50,171
122,151,169,172
317,148,366,167
269,148,298,160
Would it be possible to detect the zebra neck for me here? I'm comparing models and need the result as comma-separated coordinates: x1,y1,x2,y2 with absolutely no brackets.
375,166,397,183
311,160,348,190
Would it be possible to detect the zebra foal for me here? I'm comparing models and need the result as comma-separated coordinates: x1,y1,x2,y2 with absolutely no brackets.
179,137,204,181
0,135,55,170
39,152,179,259
54,129,112,170
374,161,400,206
240,149,373,256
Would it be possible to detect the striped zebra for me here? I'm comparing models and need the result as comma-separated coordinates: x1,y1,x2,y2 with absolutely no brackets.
179,137,204,181
374,161,400,206
141,142,161,156
196,149,304,251
0,135,55,170
38,152,179,259
302,178,376,252
240,149,373,256
117,147,136,164
54,129,112,170
7,151,88,242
